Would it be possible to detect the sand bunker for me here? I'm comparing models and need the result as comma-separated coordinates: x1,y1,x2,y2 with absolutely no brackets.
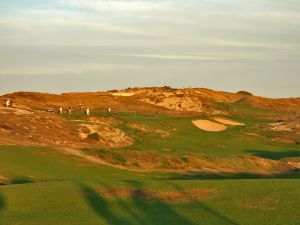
213,118,245,126
192,120,227,132
111,93,135,97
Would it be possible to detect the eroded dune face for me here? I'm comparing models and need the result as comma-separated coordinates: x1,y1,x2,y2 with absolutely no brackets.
0,107,133,148
192,120,227,132
0,107,81,147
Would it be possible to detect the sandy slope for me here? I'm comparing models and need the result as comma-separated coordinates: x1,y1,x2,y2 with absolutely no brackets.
111,93,135,97
213,118,245,126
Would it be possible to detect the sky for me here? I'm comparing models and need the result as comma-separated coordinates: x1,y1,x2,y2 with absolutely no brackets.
0,0,299,98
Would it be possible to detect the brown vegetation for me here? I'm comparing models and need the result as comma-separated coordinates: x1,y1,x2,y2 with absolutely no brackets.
95,187,218,202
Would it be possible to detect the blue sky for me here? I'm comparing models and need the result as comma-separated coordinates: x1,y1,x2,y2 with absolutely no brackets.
0,0,299,97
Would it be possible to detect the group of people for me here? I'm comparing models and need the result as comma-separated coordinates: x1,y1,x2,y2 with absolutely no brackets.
58,104,113,117
3,99,13,107
59,105,90,115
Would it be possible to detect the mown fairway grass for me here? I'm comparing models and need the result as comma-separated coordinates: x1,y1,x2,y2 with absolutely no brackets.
1,112,300,225
0,146,300,225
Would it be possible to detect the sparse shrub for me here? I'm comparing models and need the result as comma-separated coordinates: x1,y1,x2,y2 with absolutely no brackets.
155,99,163,104
180,156,189,163
293,168,300,173
162,86,174,91
114,154,127,164
214,102,233,111
87,132,100,141
237,91,253,96
132,161,141,167
96,149,127,164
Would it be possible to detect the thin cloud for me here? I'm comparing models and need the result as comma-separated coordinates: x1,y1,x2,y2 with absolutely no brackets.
57,0,174,12
0,63,143,76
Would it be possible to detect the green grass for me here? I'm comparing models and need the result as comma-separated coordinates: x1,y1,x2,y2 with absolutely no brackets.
1,111,300,225
0,146,300,225
111,113,299,157
62,110,300,160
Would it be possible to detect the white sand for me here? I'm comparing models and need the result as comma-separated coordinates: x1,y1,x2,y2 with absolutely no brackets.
192,120,227,132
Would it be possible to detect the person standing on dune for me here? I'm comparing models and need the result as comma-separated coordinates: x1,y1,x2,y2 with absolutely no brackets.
5,99,10,107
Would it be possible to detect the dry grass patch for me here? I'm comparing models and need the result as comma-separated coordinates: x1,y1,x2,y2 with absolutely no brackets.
244,196,280,211
128,122,170,137
95,188,218,203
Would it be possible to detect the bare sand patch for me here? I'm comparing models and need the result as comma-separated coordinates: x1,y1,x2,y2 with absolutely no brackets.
0,175,7,180
0,106,33,115
111,93,135,97
0,175,8,185
192,120,227,132
213,117,245,126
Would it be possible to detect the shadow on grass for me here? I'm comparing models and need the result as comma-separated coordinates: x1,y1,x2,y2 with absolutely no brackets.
81,181,197,225
0,194,5,221
167,171,300,180
161,180,240,225
122,180,196,225
247,149,300,160
10,177,34,184
124,180,240,225
81,184,132,225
